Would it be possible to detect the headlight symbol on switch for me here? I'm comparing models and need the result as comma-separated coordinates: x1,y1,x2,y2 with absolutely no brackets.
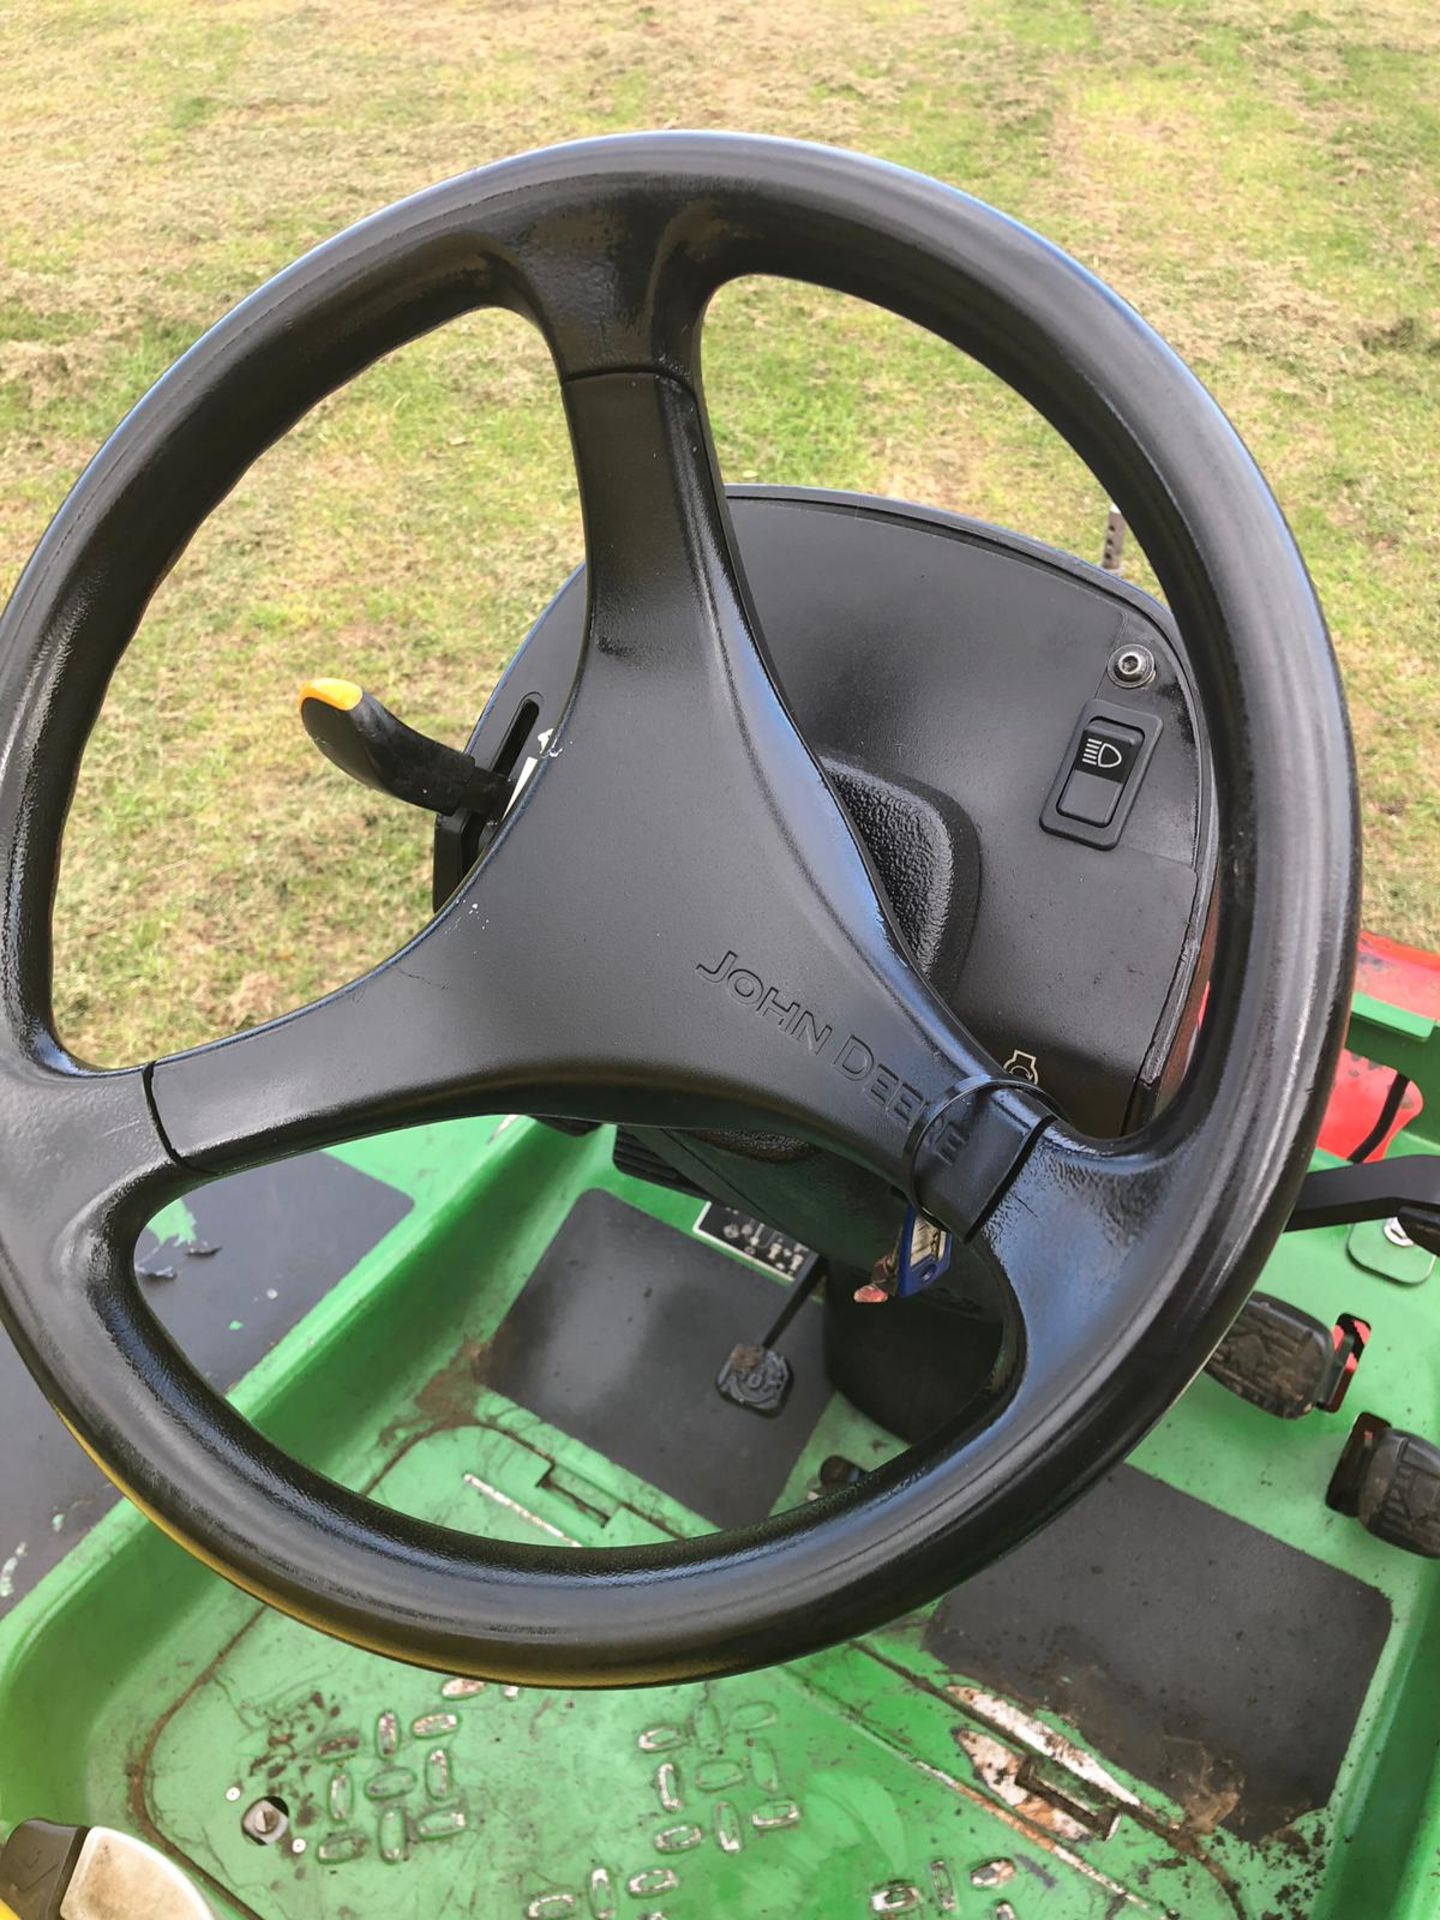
1058,719,1147,827
1081,736,1126,772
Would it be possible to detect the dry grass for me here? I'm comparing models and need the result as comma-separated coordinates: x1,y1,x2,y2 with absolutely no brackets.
0,0,1434,1063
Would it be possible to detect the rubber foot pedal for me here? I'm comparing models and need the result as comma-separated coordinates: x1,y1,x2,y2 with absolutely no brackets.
716,1343,793,1416
1328,1413,1440,1558
1205,1293,1335,1419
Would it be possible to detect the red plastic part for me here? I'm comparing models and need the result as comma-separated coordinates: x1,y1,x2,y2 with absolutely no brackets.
1316,932,1435,1163
1323,1315,1371,1415
1355,930,1440,1021
1318,1049,1423,1162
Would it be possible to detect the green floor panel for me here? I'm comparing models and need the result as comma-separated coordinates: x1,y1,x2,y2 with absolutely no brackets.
150,1612,1126,1920
146,1426,1168,1920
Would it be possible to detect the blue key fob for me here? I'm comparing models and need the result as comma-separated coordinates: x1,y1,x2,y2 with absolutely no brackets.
895,1207,953,1298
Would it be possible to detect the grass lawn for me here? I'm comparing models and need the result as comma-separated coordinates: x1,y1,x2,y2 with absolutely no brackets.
0,0,1436,1065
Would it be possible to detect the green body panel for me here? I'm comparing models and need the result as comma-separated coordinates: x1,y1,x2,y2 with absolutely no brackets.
1,993,1438,1920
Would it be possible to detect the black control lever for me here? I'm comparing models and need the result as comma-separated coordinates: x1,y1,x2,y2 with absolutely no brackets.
299,678,511,821
1287,1155,1440,1257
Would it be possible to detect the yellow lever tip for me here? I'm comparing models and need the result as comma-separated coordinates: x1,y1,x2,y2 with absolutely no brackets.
298,677,363,714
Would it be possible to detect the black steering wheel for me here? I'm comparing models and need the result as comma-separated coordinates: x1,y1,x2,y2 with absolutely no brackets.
0,134,1357,1686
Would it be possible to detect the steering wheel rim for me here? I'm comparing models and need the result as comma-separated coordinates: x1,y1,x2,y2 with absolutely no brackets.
0,132,1357,1685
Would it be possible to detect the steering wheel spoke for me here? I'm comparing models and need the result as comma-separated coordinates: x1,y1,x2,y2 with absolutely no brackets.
983,1124,1175,1356
0,1050,184,1269
560,365,760,688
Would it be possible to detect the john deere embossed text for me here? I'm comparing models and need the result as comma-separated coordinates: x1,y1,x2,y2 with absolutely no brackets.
695,948,925,1126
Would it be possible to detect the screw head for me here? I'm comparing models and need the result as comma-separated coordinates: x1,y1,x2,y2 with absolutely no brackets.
1109,642,1156,689
241,1796,291,1846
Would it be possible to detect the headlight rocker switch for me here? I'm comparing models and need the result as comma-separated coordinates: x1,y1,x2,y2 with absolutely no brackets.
1041,699,1163,849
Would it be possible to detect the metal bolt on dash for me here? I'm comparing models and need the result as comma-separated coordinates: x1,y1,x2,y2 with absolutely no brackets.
1108,642,1155,688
